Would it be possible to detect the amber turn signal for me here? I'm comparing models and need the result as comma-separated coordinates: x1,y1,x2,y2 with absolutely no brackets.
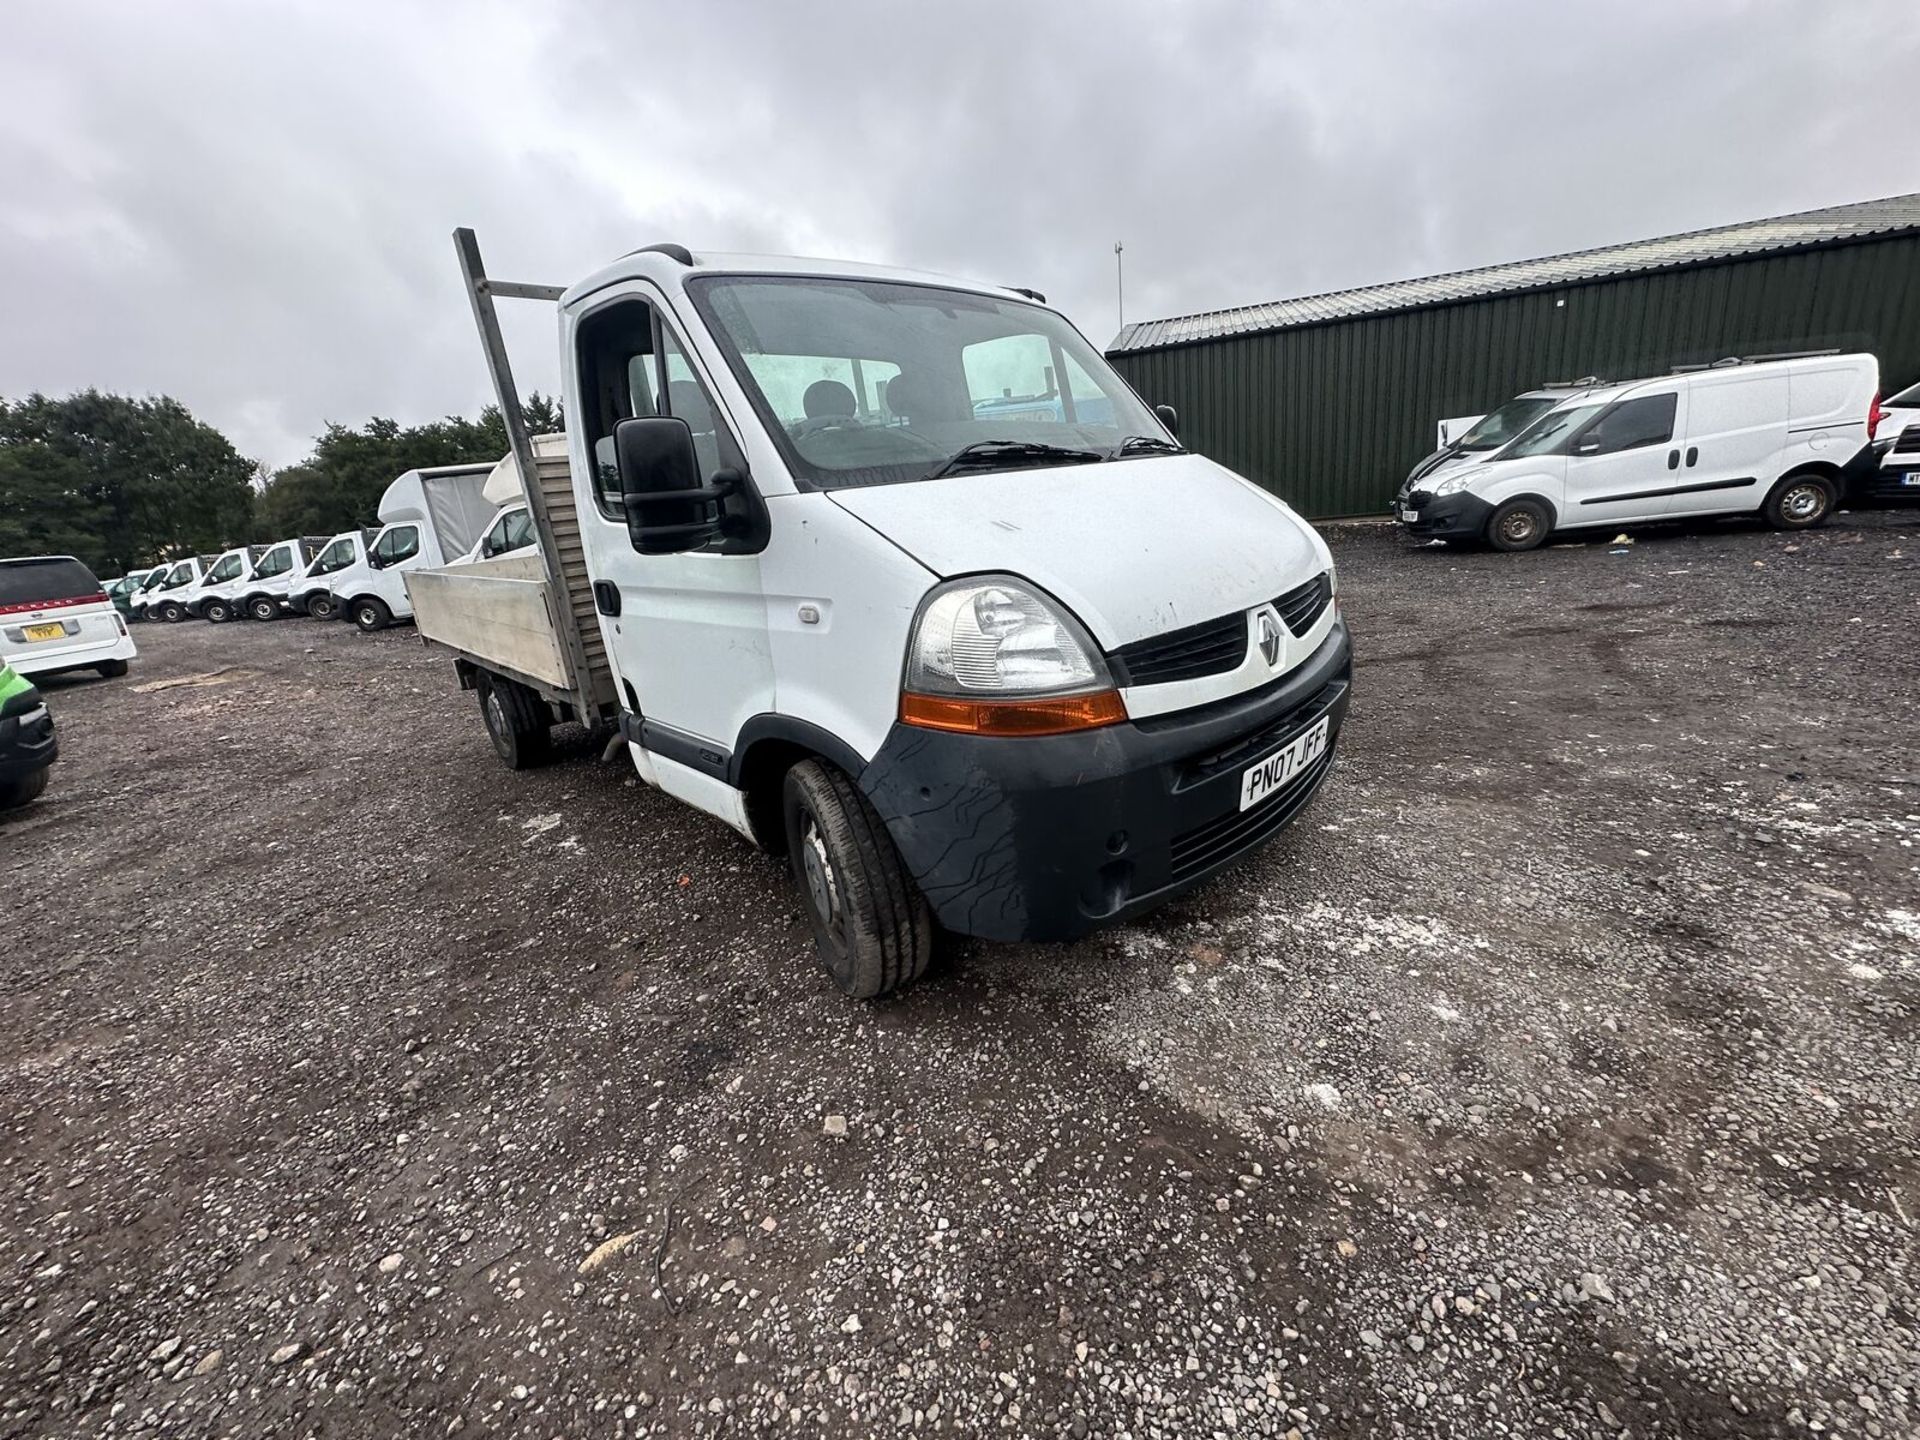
900,689,1128,736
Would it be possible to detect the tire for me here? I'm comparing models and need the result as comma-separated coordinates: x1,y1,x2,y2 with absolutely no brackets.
781,759,932,999
306,593,337,621
247,596,280,622
158,600,186,623
96,659,129,678
204,599,234,624
1764,471,1836,530
350,598,392,632
1486,498,1551,552
0,767,48,811
478,675,550,770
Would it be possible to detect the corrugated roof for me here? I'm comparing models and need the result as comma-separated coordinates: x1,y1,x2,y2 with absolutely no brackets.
1108,193,1920,354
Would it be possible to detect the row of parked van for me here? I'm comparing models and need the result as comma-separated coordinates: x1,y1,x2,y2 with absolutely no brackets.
109,441,545,634
1395,352,1914,550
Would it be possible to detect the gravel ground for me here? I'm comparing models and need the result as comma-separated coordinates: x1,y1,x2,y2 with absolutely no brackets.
2,509,1916,1439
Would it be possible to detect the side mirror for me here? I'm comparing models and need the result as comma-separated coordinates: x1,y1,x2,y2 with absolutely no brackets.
614,415,730,555
1153,403,1179,437
366,550,386,569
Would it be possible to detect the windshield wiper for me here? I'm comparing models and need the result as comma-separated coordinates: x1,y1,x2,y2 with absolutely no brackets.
1112,435,1185,457
921,439,1105,482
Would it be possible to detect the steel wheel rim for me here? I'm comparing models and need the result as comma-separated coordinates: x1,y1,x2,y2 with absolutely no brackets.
484,691,511,754
1783,483,1824,521
1500,510,1538,544
800,814,843,941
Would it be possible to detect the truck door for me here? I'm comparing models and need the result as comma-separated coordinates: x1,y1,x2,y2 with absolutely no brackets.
1561,387,1686,528
1668,369,1784,517
568,289,772,776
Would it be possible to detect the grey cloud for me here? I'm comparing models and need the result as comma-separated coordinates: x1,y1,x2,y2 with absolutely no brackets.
3,0,1916,469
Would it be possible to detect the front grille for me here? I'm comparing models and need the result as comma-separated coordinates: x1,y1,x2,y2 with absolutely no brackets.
1168,747,1335,883
1274,572,1332,636
1110,613,1247,687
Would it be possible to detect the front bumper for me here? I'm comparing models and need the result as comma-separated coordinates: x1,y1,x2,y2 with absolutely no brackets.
1859,466,1920,503
0,692,58,783
1393,489,1493,540
860,620,1353,943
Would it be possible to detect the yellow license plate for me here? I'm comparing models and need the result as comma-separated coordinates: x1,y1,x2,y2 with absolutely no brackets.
23,622,66,642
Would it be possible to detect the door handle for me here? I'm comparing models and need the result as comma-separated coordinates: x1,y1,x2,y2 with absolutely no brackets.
1686,447,1699,467
592,580,622,616
1667,449,1680,470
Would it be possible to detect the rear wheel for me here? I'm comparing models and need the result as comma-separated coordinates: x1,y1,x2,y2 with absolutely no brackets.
306,593,337,620
204,599,234,623
1764,471,1835,530
247,596,280,622
781,759,932,999
1486,498,1551,552
0,768,48,811
96,659,129,678
478,675,550,770
350,598,392,632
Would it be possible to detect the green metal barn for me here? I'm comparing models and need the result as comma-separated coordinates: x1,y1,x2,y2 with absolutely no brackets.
1105,194,1920,519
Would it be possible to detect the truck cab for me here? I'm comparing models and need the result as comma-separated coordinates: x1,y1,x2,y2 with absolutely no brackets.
184,546,268,622
328,465,494,631
238,536,332,620
135,556,214,623
289,529,375,619
414,232,1351,999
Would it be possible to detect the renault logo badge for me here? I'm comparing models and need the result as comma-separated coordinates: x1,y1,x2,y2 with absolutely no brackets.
1256,608,1282,666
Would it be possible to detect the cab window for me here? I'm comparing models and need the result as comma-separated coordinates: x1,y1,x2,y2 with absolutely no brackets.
252,545,291,579
208,553,243,583
373,526,419,565
1577,393,1677,455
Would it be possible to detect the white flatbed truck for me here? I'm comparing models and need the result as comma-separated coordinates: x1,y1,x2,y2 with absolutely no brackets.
408,228,1351,997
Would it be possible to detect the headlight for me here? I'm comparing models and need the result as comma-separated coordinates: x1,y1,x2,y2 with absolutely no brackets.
1431,471,1477,496
902,576,1125,736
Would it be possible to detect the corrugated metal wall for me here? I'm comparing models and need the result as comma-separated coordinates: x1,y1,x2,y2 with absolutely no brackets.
1107,234,1920,518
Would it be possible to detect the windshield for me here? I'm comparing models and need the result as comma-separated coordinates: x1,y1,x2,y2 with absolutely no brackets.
1501,402,1606,460
687,275,1170,490
1454,396,1559,452
162,563,195,587
139,570,170,591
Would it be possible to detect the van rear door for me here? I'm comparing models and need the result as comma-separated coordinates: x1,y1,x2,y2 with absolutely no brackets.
1668,368,1787,517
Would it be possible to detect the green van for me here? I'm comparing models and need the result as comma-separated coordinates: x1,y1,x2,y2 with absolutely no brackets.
0,661,57,810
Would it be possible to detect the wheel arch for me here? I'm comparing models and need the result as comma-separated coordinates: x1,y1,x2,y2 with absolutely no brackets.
731,715,868,856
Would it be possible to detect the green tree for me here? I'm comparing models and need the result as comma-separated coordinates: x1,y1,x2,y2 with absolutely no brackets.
0,390,256,575
255,393,563,540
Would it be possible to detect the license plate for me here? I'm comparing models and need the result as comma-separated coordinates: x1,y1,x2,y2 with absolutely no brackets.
1902,474,1920,487
1400,507,1419,522
23,622,65,642
1239,715,1331,811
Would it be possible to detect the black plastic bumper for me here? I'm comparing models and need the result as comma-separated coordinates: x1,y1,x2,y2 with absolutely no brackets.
860,620,1352,943
1857,467,1920,503
1395,490,1493,540
0,690,58,783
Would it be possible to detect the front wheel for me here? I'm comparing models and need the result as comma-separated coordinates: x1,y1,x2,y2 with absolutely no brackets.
204,599,234,624
478,676,550,770
1486,498,1551,552
247,596,280,622
0,768,48,811
350,598,392,632
158,600,186,623
1764,472,1836,530
306,593,337,621
781,760,932,999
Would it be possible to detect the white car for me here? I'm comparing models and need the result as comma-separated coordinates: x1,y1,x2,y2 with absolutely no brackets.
0,555,138,679
131,555,213,622
1398,352,1879,550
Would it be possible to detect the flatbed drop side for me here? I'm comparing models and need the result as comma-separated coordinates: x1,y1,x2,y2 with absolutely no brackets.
410,228,1352,997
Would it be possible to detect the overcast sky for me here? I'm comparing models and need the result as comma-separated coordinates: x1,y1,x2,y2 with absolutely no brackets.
3,0,1916,469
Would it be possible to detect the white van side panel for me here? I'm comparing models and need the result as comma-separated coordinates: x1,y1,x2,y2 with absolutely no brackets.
757,493,934,765
1678,371,1787,512
1789,359,1875,430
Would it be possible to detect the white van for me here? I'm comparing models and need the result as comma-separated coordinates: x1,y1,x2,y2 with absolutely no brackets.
235,536,331,620
452,503,535,566
1401,381,1610,498
182,546,268,622
289,529,375,619
327,466,494,631
133,555,215,622
1,556,138,679
403,230,1350,999
1397,353,1880,550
